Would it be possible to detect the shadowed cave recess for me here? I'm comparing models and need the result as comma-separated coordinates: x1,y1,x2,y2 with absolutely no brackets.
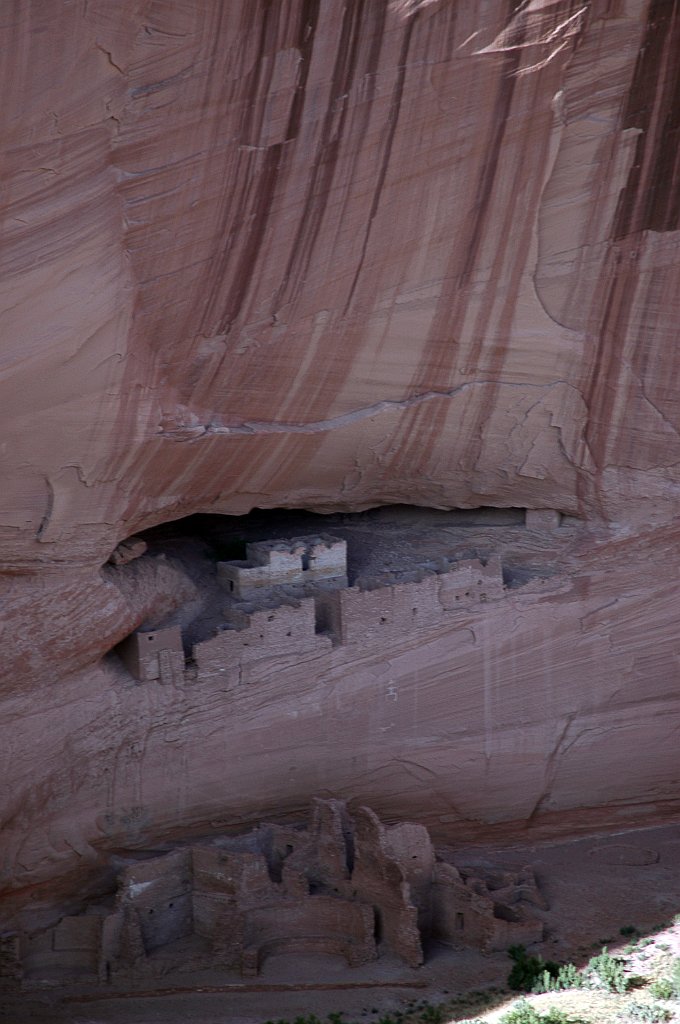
110,503,571,656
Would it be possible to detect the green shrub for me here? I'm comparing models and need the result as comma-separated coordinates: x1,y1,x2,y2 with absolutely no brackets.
621,926,640,938
532,962,585,994
585,947,629,993
419,1006,445,1024
671,958,680,993
555,963,583,992
508,945,560,992
532,970,555,994
500,1000,582,1024
648,980,674,1000
542,1012,579,1024
500,1000,547,1024
626,1002,671,1022
647,958,680,1000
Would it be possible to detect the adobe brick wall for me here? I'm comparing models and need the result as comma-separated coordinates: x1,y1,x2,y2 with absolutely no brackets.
350,807,424,968
438,555,504,609
218,545,305,599
242,896,376,975
193,599,332,677
117,625,184,682
431,862,496,951
18,799,545,986
115,547,504,688
217,535,347,600
314,557,503,647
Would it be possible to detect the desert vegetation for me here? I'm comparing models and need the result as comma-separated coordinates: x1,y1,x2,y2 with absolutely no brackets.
259,928,680,1024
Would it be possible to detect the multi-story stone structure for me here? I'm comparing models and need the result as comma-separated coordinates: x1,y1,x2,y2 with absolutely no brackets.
8,801,544,988
116,536,505,685
217,534,348,600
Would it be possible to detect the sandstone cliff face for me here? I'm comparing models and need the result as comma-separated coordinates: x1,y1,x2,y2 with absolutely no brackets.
3,1,680,919
3,0,680,568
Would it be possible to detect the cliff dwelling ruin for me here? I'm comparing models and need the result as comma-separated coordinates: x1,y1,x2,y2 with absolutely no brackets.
5,0,680,1020
5,799,545,990
106,505,569,687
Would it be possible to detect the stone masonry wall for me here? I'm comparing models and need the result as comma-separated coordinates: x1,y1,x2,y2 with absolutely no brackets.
121,555,504,687
193,599,332,680
315,557,503,647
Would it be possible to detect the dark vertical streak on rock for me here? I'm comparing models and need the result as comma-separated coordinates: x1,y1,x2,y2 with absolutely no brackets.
261,1,390,432
216,145,284,336
460,74,517,287
393,0,589,481
582,0,680,512
285,0,321,142
342,14,416,315
36,478,54,541
414,1,519,390
614,0,680,237
198,1,299,339
582,248,637,512
272,0,384,312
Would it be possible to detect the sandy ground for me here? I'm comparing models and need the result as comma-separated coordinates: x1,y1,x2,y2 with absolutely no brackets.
3,820,680,1024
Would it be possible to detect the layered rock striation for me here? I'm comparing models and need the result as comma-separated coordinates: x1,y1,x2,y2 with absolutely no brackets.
3,0,680,569
2,0,680,934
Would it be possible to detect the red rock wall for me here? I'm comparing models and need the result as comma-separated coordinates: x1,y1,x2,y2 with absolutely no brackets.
3,0,680,572
3,0,680,915
3,525,680,917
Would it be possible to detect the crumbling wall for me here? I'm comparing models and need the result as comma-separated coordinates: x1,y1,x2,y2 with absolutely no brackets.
113,547,504,688
383,822,436,931
241,896,376,975
438,556,504,609
117,849,193,955
431,862,497,951
190,850,245,963
306,797,353,888
301,537,348,586
315,557,503,646
430,862,545,952
16,800,546,986
21,916,102,981
489,904,544,951
350,807,424,968
193,599,332,679
218,535,347,600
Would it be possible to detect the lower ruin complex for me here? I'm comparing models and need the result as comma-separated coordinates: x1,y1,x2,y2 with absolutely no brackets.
7,800,544,990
